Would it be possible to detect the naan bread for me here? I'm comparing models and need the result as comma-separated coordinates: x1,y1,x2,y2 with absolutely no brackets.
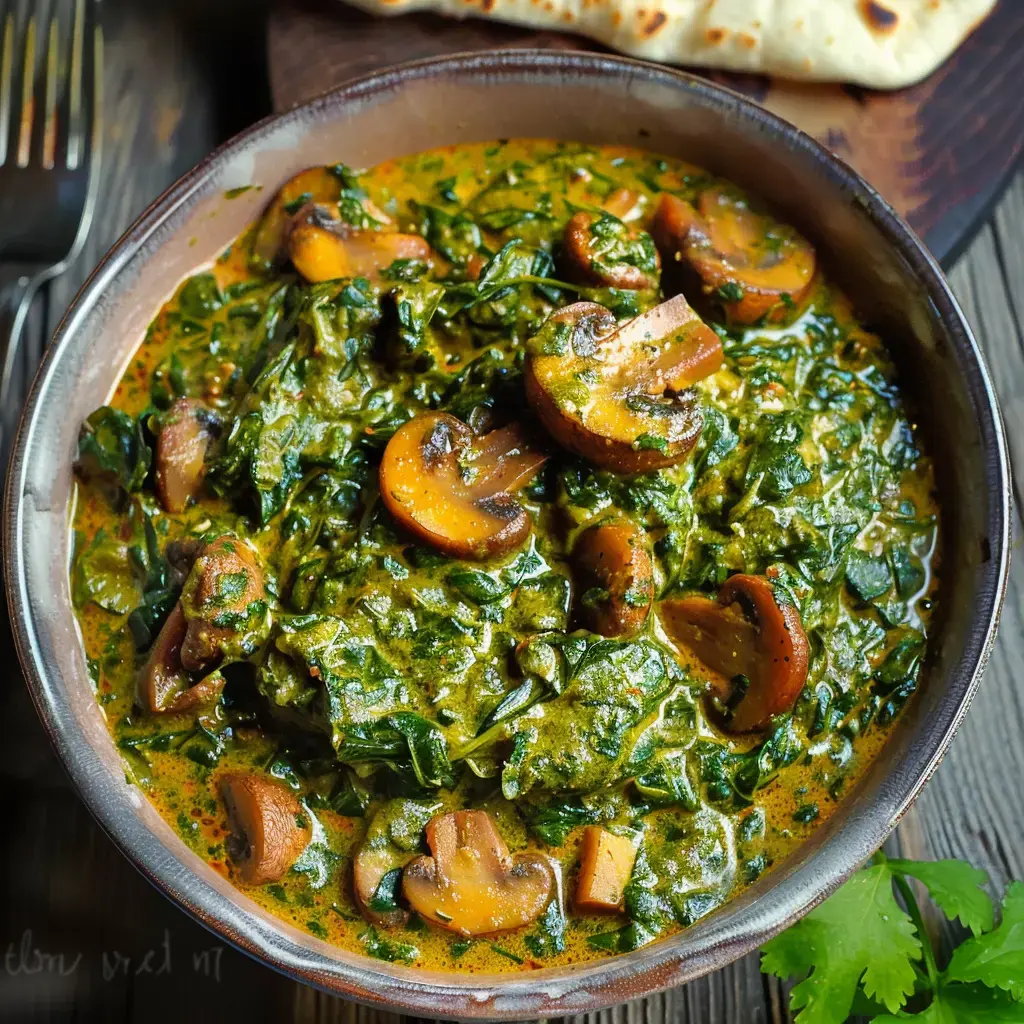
344,0,998,89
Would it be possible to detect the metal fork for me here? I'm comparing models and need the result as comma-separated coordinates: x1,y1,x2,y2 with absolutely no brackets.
0,0,102,448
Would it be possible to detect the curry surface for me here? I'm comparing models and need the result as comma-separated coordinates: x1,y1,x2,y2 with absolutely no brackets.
70,140,939,973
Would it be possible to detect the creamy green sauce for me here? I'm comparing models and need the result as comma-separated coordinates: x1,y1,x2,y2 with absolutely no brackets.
71,140,938,973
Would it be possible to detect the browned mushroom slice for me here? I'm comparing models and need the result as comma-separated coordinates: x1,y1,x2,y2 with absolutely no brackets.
288,203,433,283
220,773,311,885
179,535,269,671
402,811,553,936
651,189,816,325
137,603,227,714
379,412,547,560
155,398,217,514
525,295,723,473
573,520,654,638
561,192,660,291
660,574,810,733
574,826,638,913
250,167,345,271
137,603,188,712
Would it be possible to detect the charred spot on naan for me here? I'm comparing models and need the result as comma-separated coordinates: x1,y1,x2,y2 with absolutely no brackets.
859,0,899,34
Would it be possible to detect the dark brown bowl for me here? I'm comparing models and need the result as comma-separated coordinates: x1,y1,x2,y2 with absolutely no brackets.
3,51,1010,1020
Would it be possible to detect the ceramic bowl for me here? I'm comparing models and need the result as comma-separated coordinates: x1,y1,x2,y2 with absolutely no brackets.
3,51,1010,1020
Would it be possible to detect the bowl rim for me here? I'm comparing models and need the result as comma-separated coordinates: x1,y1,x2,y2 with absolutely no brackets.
3,48,1011,1020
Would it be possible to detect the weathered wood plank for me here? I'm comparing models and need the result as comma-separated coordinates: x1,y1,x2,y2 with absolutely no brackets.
948,205,1024,509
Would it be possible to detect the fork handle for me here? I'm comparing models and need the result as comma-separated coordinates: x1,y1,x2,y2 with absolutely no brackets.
0,267,38,462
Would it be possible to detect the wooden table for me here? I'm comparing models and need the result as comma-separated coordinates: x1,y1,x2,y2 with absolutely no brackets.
1,3,1021,1021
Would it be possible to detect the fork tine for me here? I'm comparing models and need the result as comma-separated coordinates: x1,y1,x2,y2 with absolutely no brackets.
13,10,36,168
0,9,14,166
29,14,61,169
82,0,101,167
57,0,87,169
66,0,100,172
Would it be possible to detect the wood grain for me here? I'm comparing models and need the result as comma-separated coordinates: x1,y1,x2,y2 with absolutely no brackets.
1,3,1022,1022
267,0,1024,266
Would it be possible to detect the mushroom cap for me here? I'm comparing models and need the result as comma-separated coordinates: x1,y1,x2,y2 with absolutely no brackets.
352,799,441,928
525,295,722,473
652,190,816,325
251,166,342,271
288,203,433,283
137,602,191,713
352,844,410,930
660,573,810,733
136,600,227,715
562,210,660,291
155,398,216,514
220,773,311,885
179,534,269,671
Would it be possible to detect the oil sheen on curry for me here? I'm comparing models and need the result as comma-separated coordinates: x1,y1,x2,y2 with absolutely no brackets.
71,140,939,972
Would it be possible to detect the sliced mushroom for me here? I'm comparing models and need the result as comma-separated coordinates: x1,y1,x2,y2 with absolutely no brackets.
525,295,723,473
288,202,433,283
352,799,440,928
137,603,187,712
651,189,816,325
179,535,269,671
573,520,654,638
602,188,643,222
660,574,809,733
379,412,547,560
402,811,553,936
251,167,344,270
220,773,311,885
562,207,660,291
137,603,227,713
155,398,217,514
575,826,637,913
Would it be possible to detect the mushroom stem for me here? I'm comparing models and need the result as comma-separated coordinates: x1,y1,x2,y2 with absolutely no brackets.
575,827,637,913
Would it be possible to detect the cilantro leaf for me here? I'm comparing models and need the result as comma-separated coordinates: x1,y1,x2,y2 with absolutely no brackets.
945,882,1024,1000
888,859,994,937
873,982,1024,1022
761,864,921,1023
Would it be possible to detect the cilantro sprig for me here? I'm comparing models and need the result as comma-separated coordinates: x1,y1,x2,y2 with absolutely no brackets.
761,853,1024,1022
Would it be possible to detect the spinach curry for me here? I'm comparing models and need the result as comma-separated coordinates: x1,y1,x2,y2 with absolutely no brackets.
70,140,939,973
